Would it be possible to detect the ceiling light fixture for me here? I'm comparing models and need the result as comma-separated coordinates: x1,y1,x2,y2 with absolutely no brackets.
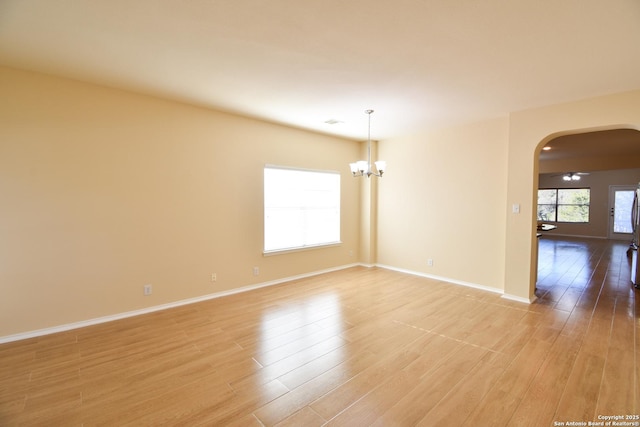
563,173,580,181
349,109,386,178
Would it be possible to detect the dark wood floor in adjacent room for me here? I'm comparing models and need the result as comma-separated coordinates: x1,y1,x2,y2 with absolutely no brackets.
0,236,638,426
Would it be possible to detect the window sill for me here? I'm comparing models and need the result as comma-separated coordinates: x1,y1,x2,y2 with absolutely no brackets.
263,241,342,256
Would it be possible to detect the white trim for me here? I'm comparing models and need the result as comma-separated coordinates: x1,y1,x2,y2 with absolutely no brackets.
263,241,342,256
0,263,360,344
501,293,537,304
264,163,340,175
376,263,503,295
0,262,532,344
379,264,537,304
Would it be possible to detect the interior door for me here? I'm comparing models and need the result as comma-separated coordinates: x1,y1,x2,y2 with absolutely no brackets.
608,185,636,240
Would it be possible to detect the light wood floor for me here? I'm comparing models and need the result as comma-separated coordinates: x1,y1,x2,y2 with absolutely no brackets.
1,236,638,426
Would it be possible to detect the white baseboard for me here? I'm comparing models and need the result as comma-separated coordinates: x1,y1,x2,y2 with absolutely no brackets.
0,263,361,344
375,263,504,295
1,262,536,344
359,263,376,268
379,264,538,305
501,293,537,304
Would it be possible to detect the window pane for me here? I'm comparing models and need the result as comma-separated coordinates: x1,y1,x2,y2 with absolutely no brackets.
537,205,556,221
558,188,590,204
614,190,634,233
264,166,340,252
264,208,304,250
538,189,557,204
304,208,340,245
557,205,589,222
537,187,590,224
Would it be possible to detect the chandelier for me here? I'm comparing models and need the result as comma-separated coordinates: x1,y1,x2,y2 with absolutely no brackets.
349,109,386,178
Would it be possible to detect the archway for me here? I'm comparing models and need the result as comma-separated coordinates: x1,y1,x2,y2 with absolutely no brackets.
532,126,640,298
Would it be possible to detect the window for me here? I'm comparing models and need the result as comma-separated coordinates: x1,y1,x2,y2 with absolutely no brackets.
264,165,340,253
537,188,590,223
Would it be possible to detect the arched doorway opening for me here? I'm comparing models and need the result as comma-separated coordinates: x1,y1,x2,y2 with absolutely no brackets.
532,126,640,300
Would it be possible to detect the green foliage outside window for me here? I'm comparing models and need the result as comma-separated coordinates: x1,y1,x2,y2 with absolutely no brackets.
537,188,590,223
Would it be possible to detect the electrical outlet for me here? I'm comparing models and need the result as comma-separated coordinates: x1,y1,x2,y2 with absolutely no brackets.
143,284,152,295
253,267,259,276
211,273,217,282
427,259,434,267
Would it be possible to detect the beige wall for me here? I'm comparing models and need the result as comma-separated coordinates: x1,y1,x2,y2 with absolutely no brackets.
377,90,640,302
3,65,640,339
377,118,510,291
0,67,362,337
538,169,640,239
505,90,640,301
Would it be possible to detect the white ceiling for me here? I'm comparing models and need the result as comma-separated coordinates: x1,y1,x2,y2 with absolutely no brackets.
1,0,640,140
